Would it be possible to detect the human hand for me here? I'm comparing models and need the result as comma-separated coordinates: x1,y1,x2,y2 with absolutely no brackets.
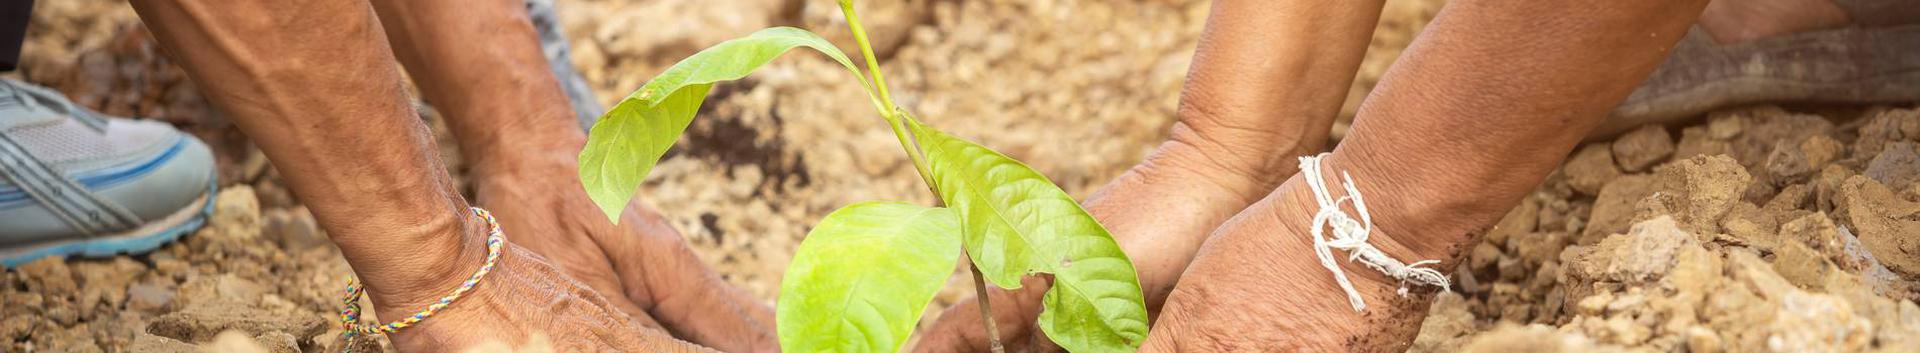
469,148,776,352
381,241,719,352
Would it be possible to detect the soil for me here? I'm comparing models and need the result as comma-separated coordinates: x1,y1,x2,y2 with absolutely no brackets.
1415,107,1920,353
4,0,1916,352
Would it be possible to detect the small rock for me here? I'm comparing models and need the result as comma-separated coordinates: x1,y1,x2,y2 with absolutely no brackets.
1776,213,1842,265
1605,292,1646,315
1864,142,1919,188
1563,144,1622,196
19,258,78,296
1410,291,1476,353
1718,203,1779,250
1840,176,1920,276
1686,326,1722,353
1,315,38,342
126,280,176,314
1582,175,1654,245
170,274,265,310
1642,155,1752,234
262,207,327,250
206,330,276,353
1799,135,1843,171
1469,242,1502,272
1487,198,1540,246
1765,139,1817,183
1708,113,1744,140
146,303,325,344
1602,315,1651,345
1767,291,1872,352
1572,216,1697,284
1770,242,1833,290
73,257,145,319
128,332,198,352
1674,126,1732,160
1852,107,1918,159
1508,232,1569,268
1611,125,1674,172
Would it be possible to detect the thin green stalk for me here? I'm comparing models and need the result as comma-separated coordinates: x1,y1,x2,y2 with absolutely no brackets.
840,3,1001,351
838,0,934,189
838,0,896,112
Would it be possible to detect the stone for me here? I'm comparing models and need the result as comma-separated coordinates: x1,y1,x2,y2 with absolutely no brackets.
1487,198,1540,246
128,332,198,352
1770,242,1833,290
146,304,325,344
1640,155,1752,234
1673,126,1732,160
19,257,79,295
126,280,176,314
1562,143,1621,196
1612,125,1674,172
169,274,265,310
1840,176,1920,276
1582,175,1654,245
1571,216,1697,284
1409,291,1477,353
1686,327,1722,353
1767,291,1872,352
1864,142,1919,189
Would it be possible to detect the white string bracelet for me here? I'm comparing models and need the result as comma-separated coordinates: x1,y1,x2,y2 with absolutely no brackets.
1299,153,1449,312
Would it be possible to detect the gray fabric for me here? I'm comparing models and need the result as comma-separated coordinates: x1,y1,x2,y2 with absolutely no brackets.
525,0,605,131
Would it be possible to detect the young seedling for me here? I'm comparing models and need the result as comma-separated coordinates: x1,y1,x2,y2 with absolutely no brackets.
577,1,1148,352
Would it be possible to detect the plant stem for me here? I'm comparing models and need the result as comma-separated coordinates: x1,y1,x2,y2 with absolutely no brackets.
970,265,1008,353
838,0,896,111
839,1,936,189
839,5,994,350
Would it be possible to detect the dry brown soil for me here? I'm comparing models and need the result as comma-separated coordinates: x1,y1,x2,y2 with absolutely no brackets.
4,0,1916,352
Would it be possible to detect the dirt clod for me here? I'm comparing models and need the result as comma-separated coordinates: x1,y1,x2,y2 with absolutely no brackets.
1612,125,1675,172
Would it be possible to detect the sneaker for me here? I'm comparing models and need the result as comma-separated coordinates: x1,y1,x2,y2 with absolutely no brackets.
0,78,216,268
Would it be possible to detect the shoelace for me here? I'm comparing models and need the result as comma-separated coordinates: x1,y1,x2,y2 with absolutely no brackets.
1299,153,1449,312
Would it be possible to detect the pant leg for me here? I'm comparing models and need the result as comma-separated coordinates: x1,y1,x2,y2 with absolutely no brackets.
0,0,34,72
522,0,604,131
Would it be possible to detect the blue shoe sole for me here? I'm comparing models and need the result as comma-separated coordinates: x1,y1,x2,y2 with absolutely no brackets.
1,181,219,268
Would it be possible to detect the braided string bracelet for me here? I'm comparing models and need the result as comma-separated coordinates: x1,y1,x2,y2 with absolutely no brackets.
339,206,506,350
1298,153,1449,312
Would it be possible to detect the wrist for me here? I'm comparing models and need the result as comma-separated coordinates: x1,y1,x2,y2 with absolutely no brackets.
362,208,495,321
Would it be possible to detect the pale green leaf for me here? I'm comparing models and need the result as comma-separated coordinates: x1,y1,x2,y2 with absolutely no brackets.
908,121,1150,351
579,27,873,222
777,202,961,353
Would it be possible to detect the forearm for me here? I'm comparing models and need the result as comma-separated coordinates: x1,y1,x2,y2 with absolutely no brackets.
1166,0,1386,198
1116,0,1387,295
1337,0,1709,259
127,0,484,314
368,0,584,171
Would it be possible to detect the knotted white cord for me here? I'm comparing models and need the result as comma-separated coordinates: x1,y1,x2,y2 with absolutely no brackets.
1299,153,1449,312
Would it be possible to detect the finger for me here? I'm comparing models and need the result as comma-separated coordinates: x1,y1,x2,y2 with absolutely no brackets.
474,192,667,330
602,205,778,352
912,275,1054,353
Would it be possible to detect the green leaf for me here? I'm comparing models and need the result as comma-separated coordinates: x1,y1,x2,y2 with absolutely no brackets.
579,27,873,222
908,120,1150,351
777,202,960,353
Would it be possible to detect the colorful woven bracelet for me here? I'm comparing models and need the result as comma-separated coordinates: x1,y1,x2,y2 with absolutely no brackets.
338,206,506,349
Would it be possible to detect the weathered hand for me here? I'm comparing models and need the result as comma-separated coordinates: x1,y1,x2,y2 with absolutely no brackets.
1137,155,1460,352
383,242,718,352
471,149,776,352
911,0,1384,349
